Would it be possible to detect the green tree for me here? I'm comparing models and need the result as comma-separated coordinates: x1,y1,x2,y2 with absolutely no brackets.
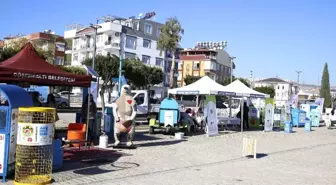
0,37,53,63
254,86,275,98
221,77,250,87
157,17,184,88
184,75,201,85
59,65,87,75
320,62,332,108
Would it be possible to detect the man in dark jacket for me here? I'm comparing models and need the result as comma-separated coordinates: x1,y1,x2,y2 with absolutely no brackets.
243,102,249,130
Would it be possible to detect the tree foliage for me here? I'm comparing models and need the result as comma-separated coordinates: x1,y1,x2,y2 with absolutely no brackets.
83,55,164,89
157,17,184,88
58,65,87,75
0,37,53,63
320,62,332,108
184,75,201,85
254,86,275,98
220,77,250,87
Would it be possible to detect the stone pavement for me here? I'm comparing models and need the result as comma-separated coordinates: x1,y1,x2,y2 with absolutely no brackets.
4,127,336,185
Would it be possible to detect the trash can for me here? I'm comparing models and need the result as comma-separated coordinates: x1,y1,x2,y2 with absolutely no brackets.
304,118,311,132
15,107,55,185
284,121,292,133
104,106,114,139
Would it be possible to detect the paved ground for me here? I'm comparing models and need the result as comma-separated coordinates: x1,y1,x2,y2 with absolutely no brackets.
5,126,336,185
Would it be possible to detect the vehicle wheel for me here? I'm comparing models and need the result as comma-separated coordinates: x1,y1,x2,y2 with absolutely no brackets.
149,126,155,134
61,102,68,108
184,124,193,136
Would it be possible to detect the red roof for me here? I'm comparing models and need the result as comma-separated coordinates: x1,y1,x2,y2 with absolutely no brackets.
0,42,92,87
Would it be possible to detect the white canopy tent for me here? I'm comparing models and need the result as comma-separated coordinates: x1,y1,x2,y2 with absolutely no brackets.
224,80,270,98
168,76,234,95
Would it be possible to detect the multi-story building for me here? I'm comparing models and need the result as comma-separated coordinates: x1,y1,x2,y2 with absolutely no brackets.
64,13,180,94
0,31,65,64
177,42,234,87
254,77,299,107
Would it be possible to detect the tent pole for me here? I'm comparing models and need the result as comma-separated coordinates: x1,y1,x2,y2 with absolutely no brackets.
85,88,91,146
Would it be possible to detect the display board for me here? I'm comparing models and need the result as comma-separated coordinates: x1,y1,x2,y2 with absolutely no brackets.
264,104,274,132
8,109,18,172
273,108,281,129
0,134,5,174
205,101,218,137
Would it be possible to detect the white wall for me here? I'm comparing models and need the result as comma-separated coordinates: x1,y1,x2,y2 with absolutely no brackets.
123,35,163,66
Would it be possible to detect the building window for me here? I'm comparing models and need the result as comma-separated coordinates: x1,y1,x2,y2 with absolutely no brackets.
142,55,150,64
143,39,151,48
125,36,137,49
144,23,152,34
193,61,200,70
97,50,102,55
157,27,161,36
178,62,183,70
125,52,136,59
155,58,163,66
178,71,182,81
73,54,78,61
55,57,64,65
133,21,139,30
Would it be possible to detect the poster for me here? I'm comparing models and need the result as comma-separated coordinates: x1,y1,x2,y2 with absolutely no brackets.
0,134,5,174
17,123,53,146
164,110,174,127
264,104,274,132
206,101,218,136
8,109,18,172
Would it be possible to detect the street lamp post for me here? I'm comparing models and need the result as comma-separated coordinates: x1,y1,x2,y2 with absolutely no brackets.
118,33,124,97
229,56,236,118
229,56,236,82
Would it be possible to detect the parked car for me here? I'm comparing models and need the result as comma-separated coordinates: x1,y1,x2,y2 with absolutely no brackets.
58,91,81,97
53,93,69,108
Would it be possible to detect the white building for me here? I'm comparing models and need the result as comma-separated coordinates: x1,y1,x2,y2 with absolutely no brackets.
254,77,298,107
64,14,180,96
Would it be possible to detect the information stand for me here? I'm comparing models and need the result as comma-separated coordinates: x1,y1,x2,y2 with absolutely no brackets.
273,108,281,130
0,85,33,182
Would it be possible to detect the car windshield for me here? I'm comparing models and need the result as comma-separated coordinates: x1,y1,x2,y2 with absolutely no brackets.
53,93,60,98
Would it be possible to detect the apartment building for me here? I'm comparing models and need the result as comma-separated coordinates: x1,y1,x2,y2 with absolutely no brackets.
64,13,180,91
0,31,65,64
254,77,299,107
177,42,234,87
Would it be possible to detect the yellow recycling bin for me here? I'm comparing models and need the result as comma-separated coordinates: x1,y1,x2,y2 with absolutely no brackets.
14,107,56,185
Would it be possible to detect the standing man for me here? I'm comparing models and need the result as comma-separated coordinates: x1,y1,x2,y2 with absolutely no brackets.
243,102,249,130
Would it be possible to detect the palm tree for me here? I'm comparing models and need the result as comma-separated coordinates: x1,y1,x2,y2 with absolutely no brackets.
157,17,184,89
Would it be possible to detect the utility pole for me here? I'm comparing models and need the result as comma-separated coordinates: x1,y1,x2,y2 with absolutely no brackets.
295,70,302,84
89,20,101,70
250,70,253,87
118,32,124,97
229,56,236,83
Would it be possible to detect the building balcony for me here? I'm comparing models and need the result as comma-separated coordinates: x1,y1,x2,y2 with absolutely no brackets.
104,40,120,50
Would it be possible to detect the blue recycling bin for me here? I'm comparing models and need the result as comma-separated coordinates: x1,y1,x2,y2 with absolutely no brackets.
52,139,63,171
159,98,180,127
304,118,312,132
292,109,306,127
284,121,293,133
104,106,114,139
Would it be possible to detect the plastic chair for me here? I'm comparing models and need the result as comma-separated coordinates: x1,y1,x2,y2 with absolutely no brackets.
67,123,86,147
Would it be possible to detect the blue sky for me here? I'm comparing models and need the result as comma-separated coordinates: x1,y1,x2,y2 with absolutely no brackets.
1,0,335,85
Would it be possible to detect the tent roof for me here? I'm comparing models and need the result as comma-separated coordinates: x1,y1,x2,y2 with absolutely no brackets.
168,76,234,95
224,80,270,98
0,43,92,87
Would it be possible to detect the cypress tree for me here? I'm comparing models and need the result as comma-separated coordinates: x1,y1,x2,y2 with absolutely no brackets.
320,62,332,108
